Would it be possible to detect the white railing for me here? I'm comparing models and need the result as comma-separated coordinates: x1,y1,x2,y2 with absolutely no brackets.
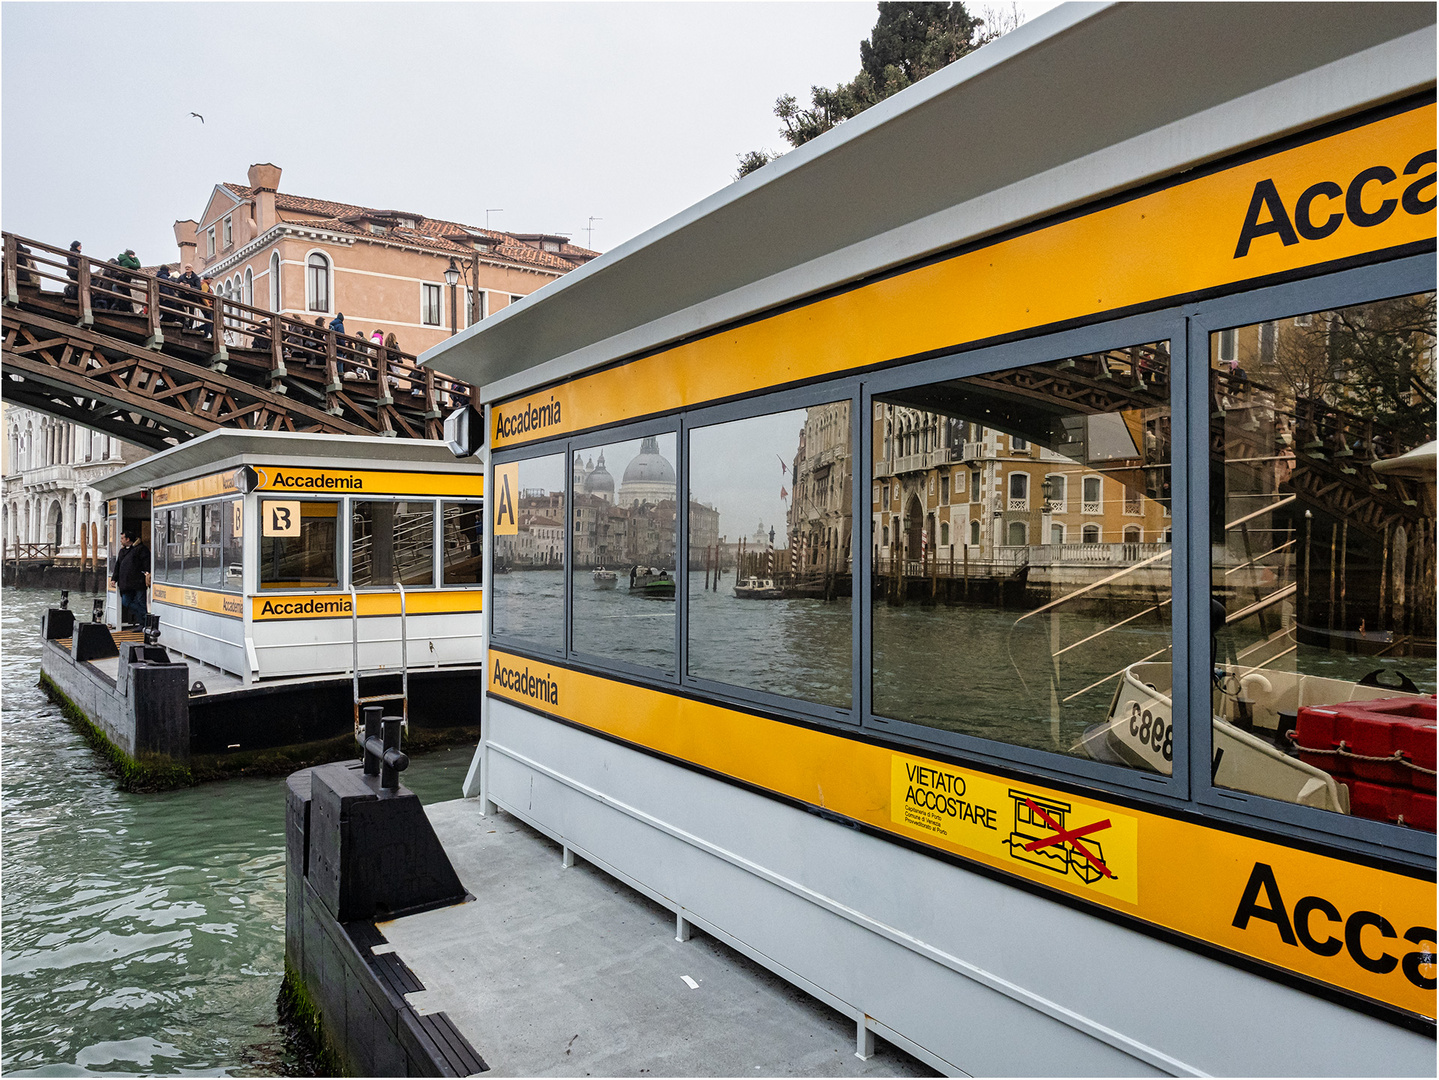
23,464,77,487
1082,500,1102,515
1008,497,1029,511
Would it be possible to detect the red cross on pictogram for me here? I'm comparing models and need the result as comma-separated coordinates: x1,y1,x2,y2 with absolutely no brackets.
1022,798,1114,879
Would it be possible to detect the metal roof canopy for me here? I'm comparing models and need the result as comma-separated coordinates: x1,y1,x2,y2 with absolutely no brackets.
420,2,1436,404
94,430,466,499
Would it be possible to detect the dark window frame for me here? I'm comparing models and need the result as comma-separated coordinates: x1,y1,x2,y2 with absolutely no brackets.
862,307,1187,802
348,496,439,590
567,417,684,684
1185,254,1435,862
258,495,342,591
421,283,442,327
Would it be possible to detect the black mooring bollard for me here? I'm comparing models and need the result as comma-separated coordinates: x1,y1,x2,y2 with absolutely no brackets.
379,715,409,790
60,589,70,610
360,705,383,777
356,707,408,790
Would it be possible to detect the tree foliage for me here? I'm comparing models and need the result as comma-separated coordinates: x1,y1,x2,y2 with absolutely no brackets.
736,1,1017,180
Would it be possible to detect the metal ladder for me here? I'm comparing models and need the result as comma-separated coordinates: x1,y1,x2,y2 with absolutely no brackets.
350,582,409,732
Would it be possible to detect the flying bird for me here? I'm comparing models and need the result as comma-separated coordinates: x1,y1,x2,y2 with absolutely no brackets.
189,112,204,123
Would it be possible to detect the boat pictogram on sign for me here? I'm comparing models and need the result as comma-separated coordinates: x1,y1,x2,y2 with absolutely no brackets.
1004,790,1115,885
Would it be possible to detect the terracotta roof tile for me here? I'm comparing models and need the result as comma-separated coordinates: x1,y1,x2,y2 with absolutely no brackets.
220,182,598,272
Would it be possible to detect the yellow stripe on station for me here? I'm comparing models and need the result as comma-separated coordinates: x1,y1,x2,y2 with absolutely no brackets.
251,466,483,498
487,649,1436,1019
492,103,1436,448
153,472,240,507
251,589,483,621
152,583,244,618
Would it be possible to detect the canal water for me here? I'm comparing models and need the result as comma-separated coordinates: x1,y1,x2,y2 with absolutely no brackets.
0,586,475,1076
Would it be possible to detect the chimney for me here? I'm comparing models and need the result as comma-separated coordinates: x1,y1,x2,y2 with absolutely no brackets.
247,162,282,233
173,220,199,269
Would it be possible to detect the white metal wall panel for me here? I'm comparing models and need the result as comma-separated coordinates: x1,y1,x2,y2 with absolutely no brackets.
483,700,1434,1077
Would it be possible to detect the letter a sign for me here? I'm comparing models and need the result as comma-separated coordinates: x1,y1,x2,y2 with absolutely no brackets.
493,463,518,535
264,500,301,537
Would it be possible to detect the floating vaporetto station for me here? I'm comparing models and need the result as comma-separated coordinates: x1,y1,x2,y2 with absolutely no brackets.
283,5,1435,1076
38,430,485,784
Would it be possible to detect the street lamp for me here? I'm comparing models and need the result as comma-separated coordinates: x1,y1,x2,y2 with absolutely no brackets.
445,257,460,337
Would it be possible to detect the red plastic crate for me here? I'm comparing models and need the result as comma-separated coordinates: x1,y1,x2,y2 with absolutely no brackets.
1346,781,1436,832
1295,695,1436,792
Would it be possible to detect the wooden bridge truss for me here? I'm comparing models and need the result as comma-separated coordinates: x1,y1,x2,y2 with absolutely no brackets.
1,232,472,450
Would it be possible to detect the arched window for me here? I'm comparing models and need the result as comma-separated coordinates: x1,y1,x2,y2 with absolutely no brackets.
269,252,281,311
1006,521,1027,546
1123,525,1143,543
969,519,980,545
1082,524,1101,544
307,252,331,313
243,267,254,308
939,521,949,546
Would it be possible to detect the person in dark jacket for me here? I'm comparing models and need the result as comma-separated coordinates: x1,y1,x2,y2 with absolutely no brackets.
156,265,181,324
111,529,151,627
64,240,82,300
177,264,203,331
15,243,36,287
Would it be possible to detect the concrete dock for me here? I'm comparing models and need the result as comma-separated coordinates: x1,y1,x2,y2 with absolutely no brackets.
376,801,939,1077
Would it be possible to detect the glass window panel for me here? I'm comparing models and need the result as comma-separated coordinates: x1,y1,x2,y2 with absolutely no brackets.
492,454,566,649
352,500,435,587
873,341,1172,771
223,499,243,591
181,504,203,585
689,404,852,708
1210,293,1436,831
200,502,223,586
260,499,339,589
152,510,170,582
572,435,677,671
441,502,484,585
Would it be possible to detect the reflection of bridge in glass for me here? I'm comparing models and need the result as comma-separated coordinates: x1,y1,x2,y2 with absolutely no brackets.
2,233,472,449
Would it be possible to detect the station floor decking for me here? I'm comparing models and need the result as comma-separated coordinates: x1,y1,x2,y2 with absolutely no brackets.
378,801,940,1077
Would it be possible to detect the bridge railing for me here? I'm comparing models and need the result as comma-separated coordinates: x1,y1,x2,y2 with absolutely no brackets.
4,232,473,430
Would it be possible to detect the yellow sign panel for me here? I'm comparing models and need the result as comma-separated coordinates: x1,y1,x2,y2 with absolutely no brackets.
492,104,1435,448
486,650,1436,1019
153,471,240,507
231,499,243,538
890,754,1140,905
151,583,243,619
492,463,518,535
262,500,301,537
251,590,483,621
249,466,483,498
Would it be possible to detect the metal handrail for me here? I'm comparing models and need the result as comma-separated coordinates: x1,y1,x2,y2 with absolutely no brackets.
350,581,410,731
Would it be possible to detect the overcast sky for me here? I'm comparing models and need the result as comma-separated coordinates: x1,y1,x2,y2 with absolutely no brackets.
2,1,1056,267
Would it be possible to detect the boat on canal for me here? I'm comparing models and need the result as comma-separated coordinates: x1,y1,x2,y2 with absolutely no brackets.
1077,658,1435,828
592,567,618,588
733,575,784,599
629,566,674,598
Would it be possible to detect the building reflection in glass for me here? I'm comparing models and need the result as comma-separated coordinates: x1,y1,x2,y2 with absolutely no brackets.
872,342,1173,766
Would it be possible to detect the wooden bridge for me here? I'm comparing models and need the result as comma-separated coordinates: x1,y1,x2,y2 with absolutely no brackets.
1,232,472,450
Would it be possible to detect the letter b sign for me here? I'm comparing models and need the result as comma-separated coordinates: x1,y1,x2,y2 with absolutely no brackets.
263,500,301,537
